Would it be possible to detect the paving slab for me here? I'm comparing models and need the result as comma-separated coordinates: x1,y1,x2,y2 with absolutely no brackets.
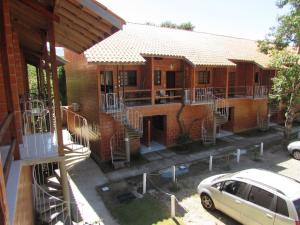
143,152,163,161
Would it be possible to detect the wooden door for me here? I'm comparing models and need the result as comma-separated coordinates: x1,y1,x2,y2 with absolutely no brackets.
228,72,235,97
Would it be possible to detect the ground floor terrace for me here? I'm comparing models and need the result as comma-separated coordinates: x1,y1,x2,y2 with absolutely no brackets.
97,97,271,161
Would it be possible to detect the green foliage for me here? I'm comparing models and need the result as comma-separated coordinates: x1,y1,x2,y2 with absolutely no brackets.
58,66,67,105
259,0,300,53
259,0,300,140
160,21,195,31
27,64,38,98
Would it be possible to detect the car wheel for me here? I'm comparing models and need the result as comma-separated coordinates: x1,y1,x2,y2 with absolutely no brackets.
201,193,215,210
293,150,300,160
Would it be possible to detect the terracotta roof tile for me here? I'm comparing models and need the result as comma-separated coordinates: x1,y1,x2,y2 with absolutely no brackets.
84,23,270,68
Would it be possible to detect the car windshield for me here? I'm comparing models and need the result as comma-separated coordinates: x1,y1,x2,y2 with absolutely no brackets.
293,199,300,219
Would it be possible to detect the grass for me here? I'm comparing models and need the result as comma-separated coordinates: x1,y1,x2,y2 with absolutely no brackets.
112,195,184,225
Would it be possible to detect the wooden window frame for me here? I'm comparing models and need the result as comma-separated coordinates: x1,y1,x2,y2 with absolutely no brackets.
154,70,161,86
198,71,210,84
120,70,137,87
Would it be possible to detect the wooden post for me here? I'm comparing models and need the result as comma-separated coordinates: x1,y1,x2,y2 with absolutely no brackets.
225,67,229,99
150,57,155,105
0,158,9,225
43,47,54,132
48,22,71,217
191,66,196,103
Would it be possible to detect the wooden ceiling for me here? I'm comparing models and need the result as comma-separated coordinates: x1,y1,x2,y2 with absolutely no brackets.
9,0,125,66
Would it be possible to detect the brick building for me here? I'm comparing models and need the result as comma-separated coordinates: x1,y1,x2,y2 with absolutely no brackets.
64,23,277,167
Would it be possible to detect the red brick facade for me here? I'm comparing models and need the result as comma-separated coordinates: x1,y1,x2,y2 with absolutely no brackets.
65,49,274,161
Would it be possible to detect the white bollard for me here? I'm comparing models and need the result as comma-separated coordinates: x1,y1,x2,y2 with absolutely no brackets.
171,195,176,218
172,165,176,183
209,155,213,171
237,149,240,163
143,173,147,194
260,142,264,156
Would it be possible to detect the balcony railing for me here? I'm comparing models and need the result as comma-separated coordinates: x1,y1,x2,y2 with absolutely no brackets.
101,93,122,113
120,89,151,106
155,88,183,104
254,85,268,99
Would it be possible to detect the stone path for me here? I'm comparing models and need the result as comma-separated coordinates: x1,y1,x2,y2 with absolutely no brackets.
68,158,119,225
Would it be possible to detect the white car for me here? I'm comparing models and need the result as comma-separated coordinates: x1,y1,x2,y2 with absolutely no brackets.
287,141,300,160
197,169,300,225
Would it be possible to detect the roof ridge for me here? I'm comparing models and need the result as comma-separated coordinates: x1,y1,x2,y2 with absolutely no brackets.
127,21,257,42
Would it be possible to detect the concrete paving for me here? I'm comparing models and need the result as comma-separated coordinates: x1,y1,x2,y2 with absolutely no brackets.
106,125,300,182
68,158,119,225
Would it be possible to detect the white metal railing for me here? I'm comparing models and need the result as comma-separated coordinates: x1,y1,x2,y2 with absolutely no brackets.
32,162,84,225
214,97,228,119
125,107,143,134
184,88,215,104
101,93,122,112
62,107,90,154
22,106,57,159
254,85,268,98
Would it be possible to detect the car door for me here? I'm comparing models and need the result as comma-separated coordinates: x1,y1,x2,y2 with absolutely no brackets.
274,196,295,225
218,180,248,223
241,185,276,225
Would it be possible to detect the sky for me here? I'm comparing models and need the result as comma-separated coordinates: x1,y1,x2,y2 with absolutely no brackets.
99,0,289,40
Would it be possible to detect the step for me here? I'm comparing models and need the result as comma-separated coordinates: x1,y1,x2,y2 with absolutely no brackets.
47,181,62,190
36,196,63,209
40,207,67,224
38,202,65,214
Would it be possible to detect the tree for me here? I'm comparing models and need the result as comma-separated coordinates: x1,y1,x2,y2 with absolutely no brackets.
177,22,195,31
160,21,195,31
259,0,300,141
58,66,67,105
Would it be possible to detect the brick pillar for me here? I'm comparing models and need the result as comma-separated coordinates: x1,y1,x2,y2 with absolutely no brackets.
1,0,21,156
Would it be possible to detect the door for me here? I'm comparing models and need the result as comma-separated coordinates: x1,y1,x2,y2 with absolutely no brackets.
241,185,276,225
218,180,249,223
166,71,176,97
273,196,295,225
101,71,113,94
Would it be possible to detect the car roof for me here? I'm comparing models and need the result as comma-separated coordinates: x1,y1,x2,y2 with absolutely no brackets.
231,169,300,198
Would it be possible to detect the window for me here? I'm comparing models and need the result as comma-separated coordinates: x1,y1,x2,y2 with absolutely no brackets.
276,197,289,217
154,70,161,85
223,180,248,199
101,71,113,85
293,199,300,219
198,71,210,84
119,71,137,86
248,186,274,210
212,182,223,190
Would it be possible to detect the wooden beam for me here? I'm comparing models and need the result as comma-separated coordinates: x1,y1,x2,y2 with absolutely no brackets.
3,139,17,182
62,0,112,34
0,113,13,143
56,8,105,38
19,0,60,22
191,66,196,103
55,33,84,53
55,24,92,48
59,17,100,43
150,57,155,105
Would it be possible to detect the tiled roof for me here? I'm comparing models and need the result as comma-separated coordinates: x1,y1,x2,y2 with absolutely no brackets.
84,23,271,68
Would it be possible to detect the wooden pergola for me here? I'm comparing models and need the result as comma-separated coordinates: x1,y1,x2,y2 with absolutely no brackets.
0,0,125,224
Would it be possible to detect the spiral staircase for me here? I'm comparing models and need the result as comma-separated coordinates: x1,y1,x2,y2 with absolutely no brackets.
22,100,91,225
102,93,143,168
201,97,229,145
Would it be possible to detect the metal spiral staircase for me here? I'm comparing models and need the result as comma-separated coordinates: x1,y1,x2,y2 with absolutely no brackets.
202,97,229,145
22,100,91,224
101,93,143,168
